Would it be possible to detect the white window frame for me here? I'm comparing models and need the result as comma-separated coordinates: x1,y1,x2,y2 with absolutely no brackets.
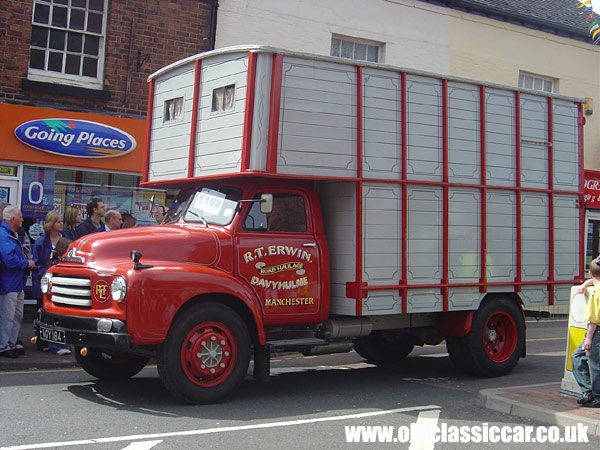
330,35,382,63
518,72,556,93
28,0,108,90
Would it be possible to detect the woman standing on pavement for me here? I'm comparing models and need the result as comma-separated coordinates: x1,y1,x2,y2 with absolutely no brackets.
32,210,72,355
62,205,82,241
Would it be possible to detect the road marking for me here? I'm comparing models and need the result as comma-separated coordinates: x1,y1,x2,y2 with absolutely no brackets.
527,337,565,342
0,405,441,450
120,441,162,450
527,351,565,357
409,409,441,450
0,367,84,376
270,362,373,375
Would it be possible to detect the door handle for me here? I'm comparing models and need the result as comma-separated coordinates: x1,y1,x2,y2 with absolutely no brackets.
303,242,317,247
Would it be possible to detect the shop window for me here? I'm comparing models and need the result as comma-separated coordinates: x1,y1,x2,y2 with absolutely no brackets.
211,84,235,112
330,35,381,63
23,166,166,228
164,97,184,122
81,171,109,186
28,0,107,90
110,172,138,187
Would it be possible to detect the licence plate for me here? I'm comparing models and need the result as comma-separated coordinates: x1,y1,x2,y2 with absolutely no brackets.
39,325,66,344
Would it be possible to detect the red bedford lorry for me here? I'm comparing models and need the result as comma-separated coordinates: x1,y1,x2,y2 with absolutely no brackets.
35,46,584,403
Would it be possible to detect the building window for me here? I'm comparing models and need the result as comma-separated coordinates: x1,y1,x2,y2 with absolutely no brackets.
28,0,108,89
518,72,555,93
212,84,236,112
330,36,380,63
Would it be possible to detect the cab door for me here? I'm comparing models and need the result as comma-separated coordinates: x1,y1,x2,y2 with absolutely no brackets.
235,192,322,325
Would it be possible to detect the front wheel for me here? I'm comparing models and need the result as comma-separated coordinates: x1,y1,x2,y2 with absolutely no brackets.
74,348,149,380
447,297,525,377
157,302,251,404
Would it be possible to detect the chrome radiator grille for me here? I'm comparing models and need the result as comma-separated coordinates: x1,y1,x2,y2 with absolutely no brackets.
51,276,92,307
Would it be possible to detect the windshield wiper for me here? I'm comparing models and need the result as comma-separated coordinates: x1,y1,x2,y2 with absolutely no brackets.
188,209,208,227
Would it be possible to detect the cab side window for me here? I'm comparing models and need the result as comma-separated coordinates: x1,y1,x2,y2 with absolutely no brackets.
243,193,307,232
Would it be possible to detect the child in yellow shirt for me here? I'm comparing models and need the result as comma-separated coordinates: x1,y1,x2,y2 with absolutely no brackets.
573,257,600,407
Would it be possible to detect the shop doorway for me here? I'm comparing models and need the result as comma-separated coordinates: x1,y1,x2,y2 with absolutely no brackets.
0,178,19,206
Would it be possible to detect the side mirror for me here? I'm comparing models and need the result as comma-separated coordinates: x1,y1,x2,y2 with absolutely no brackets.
260,194,273,214
130,250,153,271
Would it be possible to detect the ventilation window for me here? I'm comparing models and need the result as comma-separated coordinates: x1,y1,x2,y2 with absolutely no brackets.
331,35,381,63
518,72,556,93
212,84,235,112
164,97,184,122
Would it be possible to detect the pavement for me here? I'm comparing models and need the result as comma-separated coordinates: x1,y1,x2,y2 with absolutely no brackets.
0,319,78,370
2,321,599,436
479,383,600,437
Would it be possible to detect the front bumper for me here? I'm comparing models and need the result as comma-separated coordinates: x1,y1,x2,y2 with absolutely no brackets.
34,309,132,351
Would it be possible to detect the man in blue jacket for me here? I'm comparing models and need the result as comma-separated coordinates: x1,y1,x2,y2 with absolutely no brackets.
0,206,35,358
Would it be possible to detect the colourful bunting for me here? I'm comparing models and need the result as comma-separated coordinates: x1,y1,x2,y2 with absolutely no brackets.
577,0,600,44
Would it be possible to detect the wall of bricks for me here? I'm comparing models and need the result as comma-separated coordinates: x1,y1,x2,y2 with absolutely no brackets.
0,0,214,118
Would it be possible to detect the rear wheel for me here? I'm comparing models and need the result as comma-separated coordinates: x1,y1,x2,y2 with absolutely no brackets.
445,336,468,372
353,330,416,363
157,303,251,404
447,297,524,377
74,348,149,380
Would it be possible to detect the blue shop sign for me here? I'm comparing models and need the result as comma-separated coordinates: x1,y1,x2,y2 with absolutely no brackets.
14,119,137,158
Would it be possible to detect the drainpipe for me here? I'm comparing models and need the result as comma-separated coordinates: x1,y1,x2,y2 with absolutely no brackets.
203,0,218,50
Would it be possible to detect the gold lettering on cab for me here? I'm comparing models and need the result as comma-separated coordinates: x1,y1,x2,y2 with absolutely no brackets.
242,242,315,308
265,298,315,307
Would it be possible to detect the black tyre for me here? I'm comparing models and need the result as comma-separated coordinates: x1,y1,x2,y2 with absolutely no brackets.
445,336,468,372
353,330,416,363
448,297,524,377
74,348,149,380
157,302,251,404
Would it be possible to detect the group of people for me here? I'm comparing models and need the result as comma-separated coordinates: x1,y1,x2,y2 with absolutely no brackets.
0,197,163,359
68,198,139,240
0,203,75,358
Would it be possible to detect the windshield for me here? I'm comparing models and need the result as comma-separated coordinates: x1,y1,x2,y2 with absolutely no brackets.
182,186,242,226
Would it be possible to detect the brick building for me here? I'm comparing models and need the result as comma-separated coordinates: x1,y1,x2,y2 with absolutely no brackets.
0,0,216,231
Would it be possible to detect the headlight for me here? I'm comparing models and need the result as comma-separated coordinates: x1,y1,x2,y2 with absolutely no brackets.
41,273,52,294
111,276,127,301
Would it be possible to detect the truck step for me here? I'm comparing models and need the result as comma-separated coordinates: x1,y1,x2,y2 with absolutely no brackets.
267,337,328,350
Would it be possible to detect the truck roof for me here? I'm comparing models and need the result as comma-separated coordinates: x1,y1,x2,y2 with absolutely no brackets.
148,45,584,103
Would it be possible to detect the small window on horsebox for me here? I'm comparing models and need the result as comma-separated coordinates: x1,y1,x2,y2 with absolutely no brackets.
164,96,184,122
212,84,235,112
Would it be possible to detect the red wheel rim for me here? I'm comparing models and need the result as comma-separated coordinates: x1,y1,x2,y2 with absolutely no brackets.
180,321,237,387
481,311,517,363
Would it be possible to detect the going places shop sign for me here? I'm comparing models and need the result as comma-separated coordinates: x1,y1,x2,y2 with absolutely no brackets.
14,119,136,158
